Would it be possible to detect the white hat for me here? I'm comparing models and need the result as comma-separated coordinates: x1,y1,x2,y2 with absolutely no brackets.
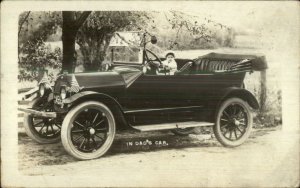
164,50,175,58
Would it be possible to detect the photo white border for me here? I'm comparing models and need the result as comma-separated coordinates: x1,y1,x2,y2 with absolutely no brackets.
1,1,299,187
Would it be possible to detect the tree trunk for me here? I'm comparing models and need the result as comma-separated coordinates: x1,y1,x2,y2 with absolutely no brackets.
62,12,76,73
62,11,91,73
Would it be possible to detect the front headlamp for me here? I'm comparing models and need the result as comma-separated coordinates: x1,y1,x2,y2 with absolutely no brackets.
60,87,67,99
39,84,45,97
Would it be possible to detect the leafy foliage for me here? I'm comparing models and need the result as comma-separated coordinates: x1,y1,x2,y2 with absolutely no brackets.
18,11,62,81
76,11,151,71
19,40,62,81
18,11,236,77
161,11,235,50
19,12,62,43
254,87,282,127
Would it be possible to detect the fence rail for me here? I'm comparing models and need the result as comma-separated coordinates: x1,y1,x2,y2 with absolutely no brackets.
18,88,36,131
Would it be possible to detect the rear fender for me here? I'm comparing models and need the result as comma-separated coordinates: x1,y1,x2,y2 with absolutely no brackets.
63,91,129,130
219,87,259,110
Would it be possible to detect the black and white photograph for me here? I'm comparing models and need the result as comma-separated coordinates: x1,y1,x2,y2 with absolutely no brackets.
1,1,299,187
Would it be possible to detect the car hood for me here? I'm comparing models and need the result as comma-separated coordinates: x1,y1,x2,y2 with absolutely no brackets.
112,66,143,88
53,67,142,93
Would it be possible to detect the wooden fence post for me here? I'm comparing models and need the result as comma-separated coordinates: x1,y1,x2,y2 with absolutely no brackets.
260,69,267,112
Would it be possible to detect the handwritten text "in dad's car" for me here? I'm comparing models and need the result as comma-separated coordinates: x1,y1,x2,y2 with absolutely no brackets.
126,139,169,147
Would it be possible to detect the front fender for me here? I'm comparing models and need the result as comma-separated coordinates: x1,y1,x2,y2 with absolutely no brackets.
220,87,259,110
63,91,123,110
62,91,129,129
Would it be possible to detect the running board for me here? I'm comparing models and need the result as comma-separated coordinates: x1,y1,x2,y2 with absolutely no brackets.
131,121,214,132
124,106,203,114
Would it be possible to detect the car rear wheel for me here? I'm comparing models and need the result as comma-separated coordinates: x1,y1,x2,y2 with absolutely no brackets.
61,101,116,160
171,127,195,136
24,98,61,144
214,98,253,147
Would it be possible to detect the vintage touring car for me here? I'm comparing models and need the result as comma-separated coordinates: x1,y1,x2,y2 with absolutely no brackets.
19,32,267,160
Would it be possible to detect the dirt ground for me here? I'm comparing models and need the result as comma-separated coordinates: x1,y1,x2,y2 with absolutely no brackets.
18,126,299,187
18,128,217,170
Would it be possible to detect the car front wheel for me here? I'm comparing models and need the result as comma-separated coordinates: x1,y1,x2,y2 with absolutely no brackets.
24,98,61,144
61,101,116,160
214,98,253,147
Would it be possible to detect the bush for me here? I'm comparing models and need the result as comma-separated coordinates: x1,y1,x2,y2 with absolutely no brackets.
18,40,62,82
244,72,282,128
254,89,282,128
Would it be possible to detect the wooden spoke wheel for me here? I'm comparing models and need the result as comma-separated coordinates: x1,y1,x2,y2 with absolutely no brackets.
214,98,253,147
61,101,116,160
24,98,61,144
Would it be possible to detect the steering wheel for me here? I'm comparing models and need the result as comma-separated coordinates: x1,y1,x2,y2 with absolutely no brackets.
145,49,162,65
145,49,162,64
144,49,169,75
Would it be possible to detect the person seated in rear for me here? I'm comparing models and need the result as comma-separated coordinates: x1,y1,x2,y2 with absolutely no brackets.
160,51,178,75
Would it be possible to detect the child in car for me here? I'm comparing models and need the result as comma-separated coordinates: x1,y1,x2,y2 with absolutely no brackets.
161,51,177,75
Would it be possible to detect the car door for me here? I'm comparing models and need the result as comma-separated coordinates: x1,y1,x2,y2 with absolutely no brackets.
124,71,245,109
122,73,200,125
124,73,199,109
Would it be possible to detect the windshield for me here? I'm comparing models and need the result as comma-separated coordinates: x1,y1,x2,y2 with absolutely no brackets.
109,32,142,47
107,32,143,64
97,31,165,68
106,46,142,64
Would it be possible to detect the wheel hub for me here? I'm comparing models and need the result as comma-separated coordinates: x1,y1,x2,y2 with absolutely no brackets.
227,118,240,130
89,128,95,135
233,118,240,126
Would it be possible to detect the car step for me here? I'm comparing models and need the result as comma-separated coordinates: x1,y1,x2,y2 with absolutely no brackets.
132,121,214,132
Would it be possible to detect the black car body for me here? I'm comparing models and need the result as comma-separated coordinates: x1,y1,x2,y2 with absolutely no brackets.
19,32,267,160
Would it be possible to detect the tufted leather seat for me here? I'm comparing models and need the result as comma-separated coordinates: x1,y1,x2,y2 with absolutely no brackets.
193,58,236,73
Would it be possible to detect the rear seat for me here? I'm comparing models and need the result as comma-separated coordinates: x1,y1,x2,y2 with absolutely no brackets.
193,58,236,73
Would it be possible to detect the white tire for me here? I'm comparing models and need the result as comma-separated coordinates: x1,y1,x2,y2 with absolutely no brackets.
24,98,61,144
61,101,116,160
213,98,253,147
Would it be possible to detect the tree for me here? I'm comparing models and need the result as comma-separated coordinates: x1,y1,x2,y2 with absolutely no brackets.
163,11,235,50
18,11,149,78
62,11,91,73
18,11,62,81
18,11,91,78
76,11,151,71
18,11,31,37
18,10,235,81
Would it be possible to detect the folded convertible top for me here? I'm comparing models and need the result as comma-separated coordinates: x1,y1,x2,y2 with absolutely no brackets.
196,52,268,71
